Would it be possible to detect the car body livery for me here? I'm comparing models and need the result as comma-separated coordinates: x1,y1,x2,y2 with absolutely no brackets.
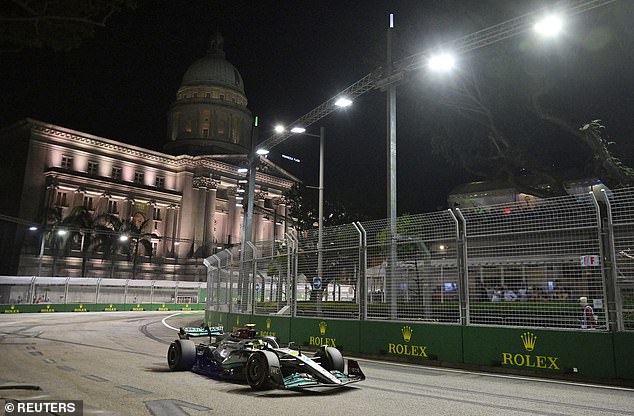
167,324,365,390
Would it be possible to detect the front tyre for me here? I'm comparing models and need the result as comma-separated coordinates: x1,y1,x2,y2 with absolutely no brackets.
167,339,196,371
315,346,344,372
245,352,276,390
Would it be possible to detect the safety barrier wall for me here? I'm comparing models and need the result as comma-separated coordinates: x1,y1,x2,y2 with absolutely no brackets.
205,311,632,382
1,302,205,313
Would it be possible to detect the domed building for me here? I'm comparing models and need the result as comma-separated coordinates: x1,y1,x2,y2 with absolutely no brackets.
0,34,298,281
165,32,252,156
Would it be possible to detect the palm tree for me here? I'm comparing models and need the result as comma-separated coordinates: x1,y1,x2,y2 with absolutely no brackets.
119,218,155,279
59,206,96,276
92,213,125,278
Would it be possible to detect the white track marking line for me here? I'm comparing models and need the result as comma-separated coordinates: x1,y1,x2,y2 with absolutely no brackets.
161,311,203,331
355,357,634,392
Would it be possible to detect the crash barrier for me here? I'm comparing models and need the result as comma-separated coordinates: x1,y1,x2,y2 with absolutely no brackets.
205,187,634,332
0,276,207,309
206,311,634,382
1,302,205,313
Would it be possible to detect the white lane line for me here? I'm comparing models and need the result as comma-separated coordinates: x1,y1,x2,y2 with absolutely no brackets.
355,357,634,392
161,311,203,332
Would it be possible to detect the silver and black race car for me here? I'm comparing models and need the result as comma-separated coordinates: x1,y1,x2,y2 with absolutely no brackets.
167,324,365,390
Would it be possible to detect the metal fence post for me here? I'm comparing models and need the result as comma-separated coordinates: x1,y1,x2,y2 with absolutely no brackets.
247,242,257,315
354,221,368,320
454,208,469,326
598,189,622,331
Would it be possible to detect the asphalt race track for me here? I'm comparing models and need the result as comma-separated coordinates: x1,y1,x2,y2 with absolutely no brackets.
1,312,633,416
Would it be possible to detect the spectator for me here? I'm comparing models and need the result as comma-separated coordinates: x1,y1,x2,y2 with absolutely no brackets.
579,296,597,329
504,287,518,302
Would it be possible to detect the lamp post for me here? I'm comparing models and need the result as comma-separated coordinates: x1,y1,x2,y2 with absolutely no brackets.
265,126,326,300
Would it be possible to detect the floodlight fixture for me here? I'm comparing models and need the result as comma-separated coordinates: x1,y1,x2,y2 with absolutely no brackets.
534,14,563,37
334,97,352,107
428,53,456,72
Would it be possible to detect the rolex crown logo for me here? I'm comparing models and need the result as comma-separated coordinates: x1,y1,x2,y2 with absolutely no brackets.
319,321,327,335
266,318,271,330
521,332,537,352
402,326,413,343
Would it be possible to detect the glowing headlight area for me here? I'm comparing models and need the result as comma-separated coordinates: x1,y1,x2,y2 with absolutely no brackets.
534,14,563,37
428,53,456,72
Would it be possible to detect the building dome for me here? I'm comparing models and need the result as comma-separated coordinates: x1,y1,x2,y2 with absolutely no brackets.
164,32,252,156
181,34,245,94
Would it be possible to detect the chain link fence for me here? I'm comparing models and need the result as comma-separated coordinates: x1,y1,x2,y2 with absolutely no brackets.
201,188,634,332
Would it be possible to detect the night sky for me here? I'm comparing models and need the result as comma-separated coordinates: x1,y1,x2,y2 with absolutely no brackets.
2,1,633,220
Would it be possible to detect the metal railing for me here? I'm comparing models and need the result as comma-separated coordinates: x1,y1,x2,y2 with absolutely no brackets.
201,187,634,332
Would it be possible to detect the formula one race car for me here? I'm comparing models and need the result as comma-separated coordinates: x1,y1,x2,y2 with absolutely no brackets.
167,324,365,390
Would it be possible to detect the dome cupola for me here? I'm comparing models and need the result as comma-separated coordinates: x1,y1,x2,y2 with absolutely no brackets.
164,31,252,156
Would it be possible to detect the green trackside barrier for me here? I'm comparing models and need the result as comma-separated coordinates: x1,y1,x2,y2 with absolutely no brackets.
359,321,463,363
289,317,360,353
613,332,634,380
462,326,616,379
0,303,205,313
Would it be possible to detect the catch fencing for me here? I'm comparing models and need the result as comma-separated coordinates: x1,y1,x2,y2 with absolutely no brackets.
205,187,634,332
0,276,205,306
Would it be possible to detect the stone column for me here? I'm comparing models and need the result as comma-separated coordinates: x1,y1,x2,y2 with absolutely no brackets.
205,182,218,248
121,198,134,221
164,204,176,257
226,187,238,246
253,192,266,242
72,188,85,209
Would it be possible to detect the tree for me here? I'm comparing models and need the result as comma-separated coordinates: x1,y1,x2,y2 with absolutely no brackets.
1,0,136,51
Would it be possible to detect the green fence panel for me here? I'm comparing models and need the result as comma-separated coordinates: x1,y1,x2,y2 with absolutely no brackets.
463,326,616,379
613,332,634,380
359,321,463,363
289,317,359,352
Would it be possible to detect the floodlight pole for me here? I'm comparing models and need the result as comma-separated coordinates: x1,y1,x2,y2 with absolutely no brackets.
318,126,325,297
239,122,258,312
386,14,398,319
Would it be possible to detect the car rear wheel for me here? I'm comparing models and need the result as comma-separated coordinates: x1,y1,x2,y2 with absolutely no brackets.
245,352,275,390
315,346,344,372
167,339,196,371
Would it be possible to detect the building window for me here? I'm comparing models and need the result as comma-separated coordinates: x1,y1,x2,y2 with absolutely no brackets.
202,128,209,137
112,166,122,180
153,207,161,221
205,93,211,98
219,94,224,101
134,171,144,184
87,161,98,176
108,200,118,214
151,241,158,256
55,191,68,207
155,176,165,189
83,196,93,210
61,155,73,170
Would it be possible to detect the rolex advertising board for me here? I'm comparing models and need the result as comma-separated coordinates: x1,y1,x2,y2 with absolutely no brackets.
463,326,616,379
290,317,360,352
358,321,462,363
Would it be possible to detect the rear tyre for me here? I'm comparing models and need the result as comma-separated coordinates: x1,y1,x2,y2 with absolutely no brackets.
167,339,196,371
315,346,344,372
245,352,275,390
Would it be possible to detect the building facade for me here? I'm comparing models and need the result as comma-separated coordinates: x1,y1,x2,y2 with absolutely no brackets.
0,34,298,280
